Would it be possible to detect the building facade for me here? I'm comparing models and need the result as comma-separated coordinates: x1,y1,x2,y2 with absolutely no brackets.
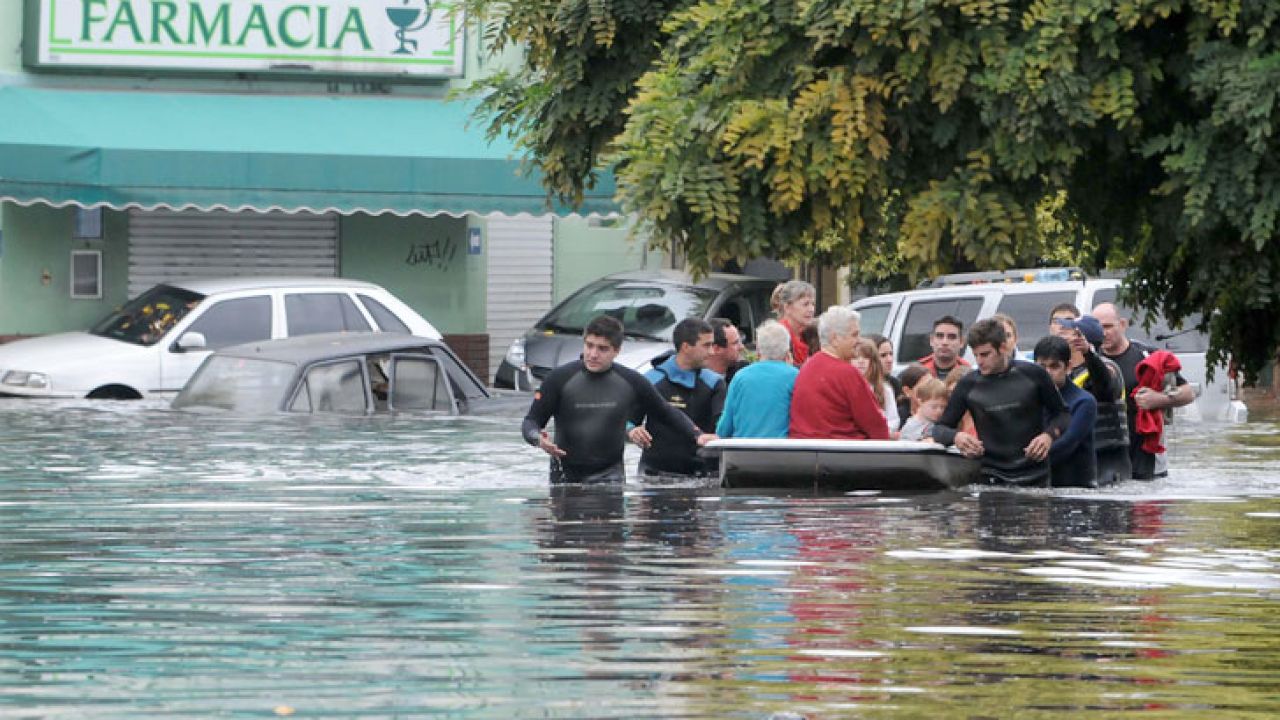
0,0,658,382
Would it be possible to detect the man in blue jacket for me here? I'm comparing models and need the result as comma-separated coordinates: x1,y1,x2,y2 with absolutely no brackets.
1034,334,1098,487
634,317,726,477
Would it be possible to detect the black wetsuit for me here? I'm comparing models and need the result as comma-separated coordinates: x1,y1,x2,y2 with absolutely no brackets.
932,360,1070,486
521,360,701,483
1068,352,1130,485
1104,341,1187,480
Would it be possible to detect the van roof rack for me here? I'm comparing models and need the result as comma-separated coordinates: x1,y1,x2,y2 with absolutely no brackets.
918,267,1087,288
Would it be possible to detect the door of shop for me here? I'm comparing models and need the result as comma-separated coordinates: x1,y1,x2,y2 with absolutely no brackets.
127,209,339,296
485,215,555,382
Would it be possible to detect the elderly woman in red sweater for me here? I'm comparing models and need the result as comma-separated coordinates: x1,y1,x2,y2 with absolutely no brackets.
772,279,818,366
789,306,891,440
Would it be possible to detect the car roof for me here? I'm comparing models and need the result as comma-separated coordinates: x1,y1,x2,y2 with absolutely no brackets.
164,276,383,295
601,269,776,290
853,278,1120,304
214,332,447,365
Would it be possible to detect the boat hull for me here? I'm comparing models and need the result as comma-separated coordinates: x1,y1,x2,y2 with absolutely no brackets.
709,439,982,492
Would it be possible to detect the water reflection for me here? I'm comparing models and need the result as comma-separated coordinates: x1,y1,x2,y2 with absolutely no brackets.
2,399,1280,717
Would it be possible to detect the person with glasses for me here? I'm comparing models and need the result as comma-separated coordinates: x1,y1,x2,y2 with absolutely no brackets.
706,317,747,384
919,315,971,380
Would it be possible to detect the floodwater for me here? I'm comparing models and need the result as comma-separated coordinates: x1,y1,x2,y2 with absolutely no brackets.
2,399,1279,718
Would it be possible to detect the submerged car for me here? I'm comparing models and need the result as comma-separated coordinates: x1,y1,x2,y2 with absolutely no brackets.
494,270,777,389
0,277,440,399
173,332,524,415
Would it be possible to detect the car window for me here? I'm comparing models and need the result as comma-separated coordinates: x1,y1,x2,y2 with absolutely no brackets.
285,293,373,337
897,297,984,363
173,356,297,412
90,284,204,347
995,291,1078,351
184,296,273,350
357,294,411,334
854,303,892,337
290,360,368,413
538,280,718,341
748,287,775,333
424,347,488,400
390,356,455,412
1091,288,1209,352
715,294,755,342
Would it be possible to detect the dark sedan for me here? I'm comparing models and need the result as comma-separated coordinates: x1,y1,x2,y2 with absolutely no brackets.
173,332,526,415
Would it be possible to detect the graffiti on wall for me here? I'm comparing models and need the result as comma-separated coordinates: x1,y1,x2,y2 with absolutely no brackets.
405,236,458,270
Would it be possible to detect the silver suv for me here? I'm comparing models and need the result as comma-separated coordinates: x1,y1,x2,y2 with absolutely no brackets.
494,270,777,390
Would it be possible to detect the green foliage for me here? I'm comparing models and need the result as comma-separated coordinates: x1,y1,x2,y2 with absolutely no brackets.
466,0,1280,380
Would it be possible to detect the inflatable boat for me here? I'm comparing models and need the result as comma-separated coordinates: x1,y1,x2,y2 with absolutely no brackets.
705,438,982,492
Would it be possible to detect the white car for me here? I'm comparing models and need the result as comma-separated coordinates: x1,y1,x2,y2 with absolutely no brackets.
850,269,1241,422
0,277,441,399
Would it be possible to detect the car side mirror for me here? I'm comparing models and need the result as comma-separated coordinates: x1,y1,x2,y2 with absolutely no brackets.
174,331,207,352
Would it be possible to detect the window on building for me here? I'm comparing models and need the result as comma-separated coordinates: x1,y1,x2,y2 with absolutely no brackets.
70,250,102,299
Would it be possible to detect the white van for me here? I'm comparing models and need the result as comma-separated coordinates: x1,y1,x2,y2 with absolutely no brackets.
850,270,1241,422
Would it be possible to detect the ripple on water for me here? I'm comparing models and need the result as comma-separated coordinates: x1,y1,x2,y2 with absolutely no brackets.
2,400,1280,717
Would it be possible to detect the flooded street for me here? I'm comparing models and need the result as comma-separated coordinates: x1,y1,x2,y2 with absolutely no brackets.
3,399,1280,718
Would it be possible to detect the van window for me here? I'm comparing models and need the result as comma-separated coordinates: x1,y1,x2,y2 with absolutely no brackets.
897,298,984,363
855,303,892,337
995,291,1078,351
1091,288,1209,352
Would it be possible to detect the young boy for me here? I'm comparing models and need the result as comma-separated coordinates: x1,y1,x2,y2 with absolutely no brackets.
899,376,947,442
1033,334,1098,488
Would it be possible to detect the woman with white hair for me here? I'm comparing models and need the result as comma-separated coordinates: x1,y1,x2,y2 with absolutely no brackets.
789,306,891,440
715,320,800,438
773,279,817,366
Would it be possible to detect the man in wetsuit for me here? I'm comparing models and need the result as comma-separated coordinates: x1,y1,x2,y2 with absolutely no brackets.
1034,335,1098,487
521,315,716,483
1093,303,1195,480
932,318,1070,486
635,317,727,477
919,315,971,380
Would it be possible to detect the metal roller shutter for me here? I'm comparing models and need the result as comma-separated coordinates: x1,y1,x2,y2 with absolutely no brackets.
127,209,339,296
485,214,554,381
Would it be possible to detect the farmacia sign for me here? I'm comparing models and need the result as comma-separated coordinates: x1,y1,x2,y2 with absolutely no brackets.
25,0,464,78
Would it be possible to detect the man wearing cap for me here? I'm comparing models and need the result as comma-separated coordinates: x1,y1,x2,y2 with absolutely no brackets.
1048,304,1130,485
1092,302,1196,480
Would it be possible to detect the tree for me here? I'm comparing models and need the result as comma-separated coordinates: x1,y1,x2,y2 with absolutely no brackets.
465,0,1280,379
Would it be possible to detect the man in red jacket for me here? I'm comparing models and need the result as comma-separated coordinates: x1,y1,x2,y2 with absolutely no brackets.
1093,302,1195,479
789,306,891,440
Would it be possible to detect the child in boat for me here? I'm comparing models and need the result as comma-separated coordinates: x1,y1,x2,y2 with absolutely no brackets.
896,363,931,427
899,376,947,442
851,337,899,435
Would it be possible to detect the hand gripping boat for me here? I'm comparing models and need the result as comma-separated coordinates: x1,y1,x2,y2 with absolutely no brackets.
705,439,982,492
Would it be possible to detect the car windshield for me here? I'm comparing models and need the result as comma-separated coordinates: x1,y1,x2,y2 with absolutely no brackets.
538,280,719,341
172,355,297,412
1091,288,1210,352
91,284,205,347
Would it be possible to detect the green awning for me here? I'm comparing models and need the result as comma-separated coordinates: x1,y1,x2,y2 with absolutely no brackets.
0,85,618,217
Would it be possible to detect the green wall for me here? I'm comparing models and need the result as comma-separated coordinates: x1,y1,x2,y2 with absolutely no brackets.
553,218,661,302
0,204,129,334
339,213,485,335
